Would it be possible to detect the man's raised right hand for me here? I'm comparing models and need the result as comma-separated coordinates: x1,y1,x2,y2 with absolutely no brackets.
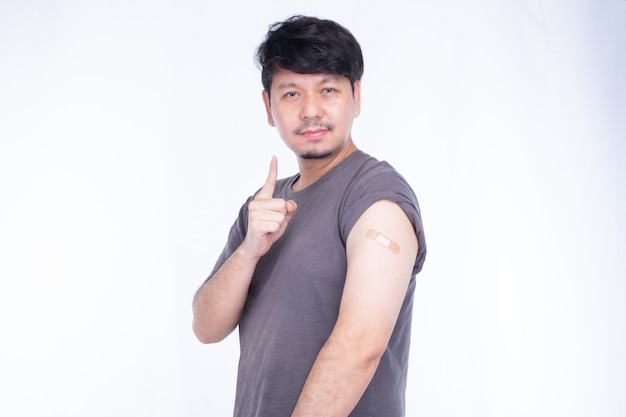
244,156,297,258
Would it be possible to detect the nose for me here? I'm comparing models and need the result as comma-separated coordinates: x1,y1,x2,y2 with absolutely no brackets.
299,94,323,120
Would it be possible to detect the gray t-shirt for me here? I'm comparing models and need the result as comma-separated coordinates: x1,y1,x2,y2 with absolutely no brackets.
208,150,426,416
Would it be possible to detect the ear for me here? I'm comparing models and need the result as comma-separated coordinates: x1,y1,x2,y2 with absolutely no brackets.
353,80,362,118
262,90,275,126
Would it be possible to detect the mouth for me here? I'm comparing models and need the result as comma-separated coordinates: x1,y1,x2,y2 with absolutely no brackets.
295,121,333,139
299,128,328,139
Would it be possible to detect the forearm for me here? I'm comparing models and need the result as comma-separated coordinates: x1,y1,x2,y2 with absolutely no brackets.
192,244,259,343
291,333,382,417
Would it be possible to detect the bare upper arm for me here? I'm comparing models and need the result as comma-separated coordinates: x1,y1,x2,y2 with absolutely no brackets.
336,199,419,350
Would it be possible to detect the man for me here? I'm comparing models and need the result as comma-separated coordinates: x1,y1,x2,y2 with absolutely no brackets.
192,15,426,417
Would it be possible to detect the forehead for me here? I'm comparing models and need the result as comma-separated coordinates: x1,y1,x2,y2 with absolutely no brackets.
271,69,347,90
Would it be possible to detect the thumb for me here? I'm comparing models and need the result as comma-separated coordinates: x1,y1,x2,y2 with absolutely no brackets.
283,200,297,225
286,200,298,213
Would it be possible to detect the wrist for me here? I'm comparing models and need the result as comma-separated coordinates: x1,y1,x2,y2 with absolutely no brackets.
236,241,263,264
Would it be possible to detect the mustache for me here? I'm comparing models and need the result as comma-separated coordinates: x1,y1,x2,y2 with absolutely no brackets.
294,121,334,135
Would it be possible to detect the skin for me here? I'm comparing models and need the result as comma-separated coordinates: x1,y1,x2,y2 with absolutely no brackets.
192,68,419,416
262,68,360,190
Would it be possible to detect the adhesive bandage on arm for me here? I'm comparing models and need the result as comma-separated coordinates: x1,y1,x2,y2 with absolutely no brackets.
366,229,400,254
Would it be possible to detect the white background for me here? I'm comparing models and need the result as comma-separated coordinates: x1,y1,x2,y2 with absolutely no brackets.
1,1,624,416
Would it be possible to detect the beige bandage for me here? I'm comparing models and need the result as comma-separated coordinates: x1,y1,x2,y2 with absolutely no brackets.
366,229,400,254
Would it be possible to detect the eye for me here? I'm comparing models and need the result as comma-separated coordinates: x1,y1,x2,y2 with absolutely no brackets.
285,91,298,98
322,88,335,94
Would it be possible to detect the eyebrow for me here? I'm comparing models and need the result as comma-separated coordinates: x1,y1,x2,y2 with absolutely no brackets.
274,75,342,91
275,81,298,90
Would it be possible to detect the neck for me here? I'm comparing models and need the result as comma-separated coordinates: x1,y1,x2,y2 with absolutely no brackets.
292,141,358,191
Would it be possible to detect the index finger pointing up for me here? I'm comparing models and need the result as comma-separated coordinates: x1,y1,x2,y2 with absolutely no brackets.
256,155,278,199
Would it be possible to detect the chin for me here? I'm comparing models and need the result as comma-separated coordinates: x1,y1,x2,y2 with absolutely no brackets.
299,150,333,160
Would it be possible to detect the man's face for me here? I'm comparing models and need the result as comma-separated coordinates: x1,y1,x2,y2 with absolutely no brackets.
263,68,361,161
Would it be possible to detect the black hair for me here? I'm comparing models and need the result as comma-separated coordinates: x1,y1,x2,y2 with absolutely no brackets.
255,15,364,95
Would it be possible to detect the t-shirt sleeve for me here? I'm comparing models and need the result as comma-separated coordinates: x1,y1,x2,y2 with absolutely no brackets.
206,197,252,280
339,162,427,275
